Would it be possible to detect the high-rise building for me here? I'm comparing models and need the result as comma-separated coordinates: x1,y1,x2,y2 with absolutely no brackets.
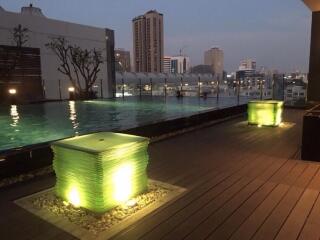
171,56,191,74
204,47,224,81
163,56,172,73
239,58,256,71
132,10,164,73
115,48,131,72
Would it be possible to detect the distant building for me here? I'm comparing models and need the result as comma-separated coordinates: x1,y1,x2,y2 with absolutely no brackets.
0,4,115,101
236,70,257,79
115,48,131,72
285,79,307,106
190,65,213,74
163,56,172,73
239,58,256,71
204,47,224,81
170,56,191,74
273,74,285,100
236,59,258,80
132,10,164,73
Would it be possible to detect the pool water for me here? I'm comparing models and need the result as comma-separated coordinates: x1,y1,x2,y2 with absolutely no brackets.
0,96,248,152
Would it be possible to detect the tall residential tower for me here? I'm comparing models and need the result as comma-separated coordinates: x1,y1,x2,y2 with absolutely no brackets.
132,10,164,73
204,47,224,81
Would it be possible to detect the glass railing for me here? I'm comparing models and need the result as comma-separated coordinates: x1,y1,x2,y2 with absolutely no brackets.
115,72,307,107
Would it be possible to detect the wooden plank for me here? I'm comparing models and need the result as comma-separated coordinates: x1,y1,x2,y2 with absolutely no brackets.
147,118,261,175
139,155,277,240
275,189,319,240
146,119,268,188
252,164,320,240
184,160,303,240
230,184,290,240
228,164,319,240
112,153,269,240
306,164,320,191
298,193,320,240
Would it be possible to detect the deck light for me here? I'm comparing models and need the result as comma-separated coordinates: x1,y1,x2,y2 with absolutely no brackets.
68,187,81,207
113,164,134,202
68,87,75,92
248,100,284,127
126,199,137,207
52,132,149,213
8,89,17,95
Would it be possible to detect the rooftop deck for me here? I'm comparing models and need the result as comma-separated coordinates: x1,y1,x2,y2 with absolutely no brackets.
1,108,320,240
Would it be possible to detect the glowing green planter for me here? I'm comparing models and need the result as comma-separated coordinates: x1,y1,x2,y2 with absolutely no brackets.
248,100,284,127
52,132,149,213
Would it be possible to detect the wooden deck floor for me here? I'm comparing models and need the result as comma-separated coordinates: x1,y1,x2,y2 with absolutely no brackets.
110,109,320,240
1,108,320,240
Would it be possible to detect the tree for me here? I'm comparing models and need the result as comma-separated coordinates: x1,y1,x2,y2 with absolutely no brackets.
0,24,29,81
45,37,76,90
13,24,29,48
46,37,103,99
70,46,103,96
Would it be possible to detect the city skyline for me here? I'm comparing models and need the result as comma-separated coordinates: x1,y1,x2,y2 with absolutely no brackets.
0,0,311,72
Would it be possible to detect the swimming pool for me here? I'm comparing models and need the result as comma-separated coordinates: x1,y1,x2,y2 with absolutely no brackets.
0,96,249,152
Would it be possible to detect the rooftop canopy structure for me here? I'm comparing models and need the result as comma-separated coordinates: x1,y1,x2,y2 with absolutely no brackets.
303,0,320,11
115,72,215,84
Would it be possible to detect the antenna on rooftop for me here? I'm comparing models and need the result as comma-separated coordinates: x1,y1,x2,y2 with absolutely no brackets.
179,46,187,56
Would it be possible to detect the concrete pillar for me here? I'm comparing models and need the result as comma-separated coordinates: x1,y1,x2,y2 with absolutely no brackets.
105,28,116,98
308,11,320,102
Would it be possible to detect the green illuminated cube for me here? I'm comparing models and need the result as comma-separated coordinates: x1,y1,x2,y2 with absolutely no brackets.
52,132,149,213
248,100,284,127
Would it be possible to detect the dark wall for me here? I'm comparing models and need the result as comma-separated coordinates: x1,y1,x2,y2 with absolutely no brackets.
302,104,320,161
0,45,44,103
308,11,320,102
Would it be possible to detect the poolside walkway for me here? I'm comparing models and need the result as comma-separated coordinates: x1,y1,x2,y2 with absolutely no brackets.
1,108,320,240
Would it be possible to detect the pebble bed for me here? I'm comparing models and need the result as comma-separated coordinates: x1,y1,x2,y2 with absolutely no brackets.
31,182,170,235
0,166,53,188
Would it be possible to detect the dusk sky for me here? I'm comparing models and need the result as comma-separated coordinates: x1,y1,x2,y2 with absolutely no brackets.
0,0,312,72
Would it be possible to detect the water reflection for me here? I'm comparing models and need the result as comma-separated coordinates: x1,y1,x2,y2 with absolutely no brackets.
10,105,20,128
69,101,79,135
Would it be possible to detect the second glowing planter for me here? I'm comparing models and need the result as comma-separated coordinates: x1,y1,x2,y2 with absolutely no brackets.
248,100,284,127
52,132,149,213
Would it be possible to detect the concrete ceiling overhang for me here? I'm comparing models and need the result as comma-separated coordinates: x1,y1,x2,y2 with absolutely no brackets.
303,0,320,11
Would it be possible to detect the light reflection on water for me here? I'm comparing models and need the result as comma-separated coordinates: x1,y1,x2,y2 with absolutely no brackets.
0,96,248,151
10,105,20,128
69,101,79,135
